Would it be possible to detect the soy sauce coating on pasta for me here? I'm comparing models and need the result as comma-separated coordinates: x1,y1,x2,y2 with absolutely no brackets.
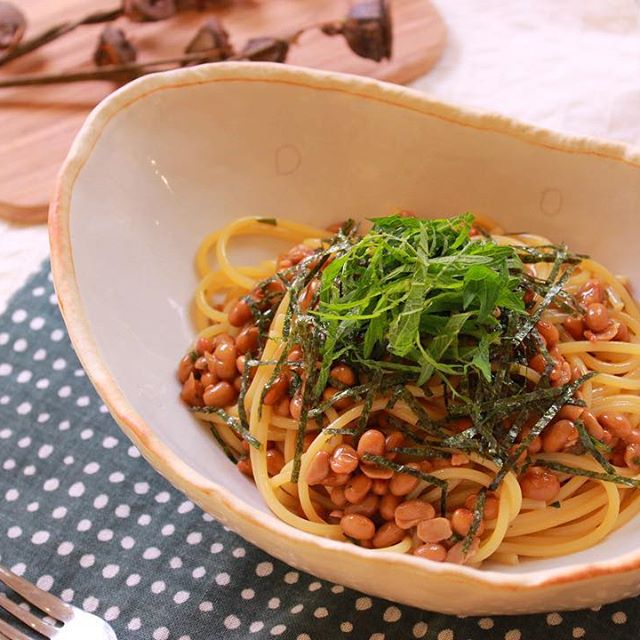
179,213,640,566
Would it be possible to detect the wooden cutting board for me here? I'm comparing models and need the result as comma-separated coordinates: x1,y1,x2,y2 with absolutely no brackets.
0,0,446,222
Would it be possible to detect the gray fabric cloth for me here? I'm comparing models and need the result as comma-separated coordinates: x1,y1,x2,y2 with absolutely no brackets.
0,261,636,639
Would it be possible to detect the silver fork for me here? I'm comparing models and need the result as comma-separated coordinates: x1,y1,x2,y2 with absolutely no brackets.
0,565,117,640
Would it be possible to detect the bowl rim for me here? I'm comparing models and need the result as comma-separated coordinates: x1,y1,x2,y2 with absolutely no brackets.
49,60,640,592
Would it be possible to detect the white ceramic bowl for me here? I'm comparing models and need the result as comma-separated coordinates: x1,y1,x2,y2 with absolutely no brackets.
50,62,640,615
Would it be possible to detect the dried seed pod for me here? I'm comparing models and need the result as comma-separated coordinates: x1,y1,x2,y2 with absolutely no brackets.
94,26,137,67
124,0,177,22
329,0,392,62
0,2,26,51
184,17,234,65
241,36,289,63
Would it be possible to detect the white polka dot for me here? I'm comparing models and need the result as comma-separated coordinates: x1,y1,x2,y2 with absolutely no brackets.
11,309,27,323
384,606,401,623
126,574,141,587
437,631,453,640
572,628,586,638
202,513,214,522
232,547,246,558
61,589,74,602
57,386,71,398
109,471,125,483
13,338,27,352
63,455,74,465
174,590,190,604
178,500,194,514
83,597,99,613
187,532,202,545
356,597,372,611
102,564,120,579
271,625,286,636
97,529,113,542
3,459,16,470
192,566,206,579
79,554,95,568
31,530,50,544
151,581,166,594
0,395,10,405
169,557,182,569
291,604,304,614
103,436,118,449
52,506,67,519
74,369,85,377
505,631,521,640
77,519,92,532
153,628,169,640
413,622,428,638
215,572,230,586
5,488,18,501
479,618,494,630
0,428,12,439
154,491,170,504
17,436,31,448
249,622,264,633
7,526,22,539
256,562,273,577
241,588,255,600
32,286,45,296
308,581,322,592
128,618,141,631
115,504,130,518
83,462,100,475
161,524,175,537
547,613,563,626
128,445,141,458
23,464,36,476
0,363,12,376
27,501,39,512
134,482,149,495
76,396,90,407
52,358,66,371
33,348,46,361
341,622,353,633
138,514,151,526
268,597,280,609
104,606,120,621
68,482,85,498
224,615,241,630
143,547,161,560
58,420,69,431
17,402,32,415
16,369,33,384
370,634,384,640
37,444,53,459
331,585,344,594
57,541,74,556
314,607,329,618
11,563,25,575
93,494,109,509
50,329,64,342
612,611,627,624
36,575,53,591
36,412,50,423
30,317,45,330
80,429,93,440
199,601,213,612
0,332,8,345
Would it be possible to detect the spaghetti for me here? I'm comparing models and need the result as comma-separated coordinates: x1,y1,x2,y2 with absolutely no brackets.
177,213,640,566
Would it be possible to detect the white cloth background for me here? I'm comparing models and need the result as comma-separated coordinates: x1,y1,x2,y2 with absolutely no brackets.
2,0,640,312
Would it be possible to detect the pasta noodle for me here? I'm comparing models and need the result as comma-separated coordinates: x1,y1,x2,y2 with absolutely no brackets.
178,214,640,566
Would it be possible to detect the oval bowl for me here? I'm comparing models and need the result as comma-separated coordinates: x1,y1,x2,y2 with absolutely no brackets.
49,62,640,615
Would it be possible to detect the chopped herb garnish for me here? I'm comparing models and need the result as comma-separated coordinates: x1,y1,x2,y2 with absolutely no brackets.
549,501,561,509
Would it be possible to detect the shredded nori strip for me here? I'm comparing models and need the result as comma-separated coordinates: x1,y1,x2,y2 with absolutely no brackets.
463,487,486,552
191,406,261,450
537,460,640,489
208,424,238,463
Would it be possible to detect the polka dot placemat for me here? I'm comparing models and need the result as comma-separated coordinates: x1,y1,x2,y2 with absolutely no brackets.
0,261,637,640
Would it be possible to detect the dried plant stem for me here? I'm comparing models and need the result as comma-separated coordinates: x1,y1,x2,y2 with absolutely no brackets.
0,30,309,89
0,7,123,68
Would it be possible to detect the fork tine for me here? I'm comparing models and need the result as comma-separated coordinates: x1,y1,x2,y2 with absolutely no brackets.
0,617,32,640
0,594,56,639
0,567,72,623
